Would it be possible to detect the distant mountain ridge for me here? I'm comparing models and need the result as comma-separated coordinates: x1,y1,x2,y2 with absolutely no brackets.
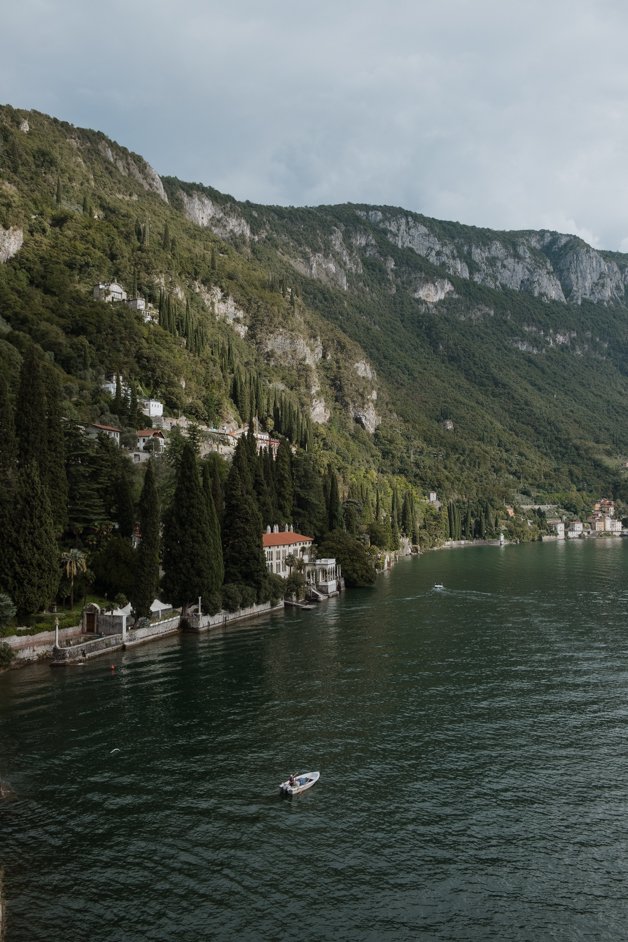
2,103,628,507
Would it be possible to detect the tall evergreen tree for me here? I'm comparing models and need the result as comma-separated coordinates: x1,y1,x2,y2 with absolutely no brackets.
42,364,68,532
222,458,266,595
274,439,293,523
0,374,16,474
113,465,135,538
131,461,161,619
262,447,278,522
201,462,224,595
161,441,213,611
292,452,326,540
253,452,274,529
64,423,108,540
205,452,225,523
3,463,59,620
326,467,343,533
15,346,47,469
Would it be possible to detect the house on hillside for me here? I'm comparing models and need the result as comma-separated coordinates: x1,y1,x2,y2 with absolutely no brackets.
102,376,130,399
127,297,146,313
140,398,164,419
93,282,127,303
136,428,166,454
86,422,121,445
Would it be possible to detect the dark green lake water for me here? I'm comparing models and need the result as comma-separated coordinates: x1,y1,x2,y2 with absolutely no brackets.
3,539,628,941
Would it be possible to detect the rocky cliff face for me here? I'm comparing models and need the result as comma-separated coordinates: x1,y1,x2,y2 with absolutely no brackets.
0,226,23,263
363,209,628,305
97,141,168,202
180,190,251,241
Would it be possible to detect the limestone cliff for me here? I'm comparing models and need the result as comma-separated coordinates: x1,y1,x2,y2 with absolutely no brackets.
363,209,628,305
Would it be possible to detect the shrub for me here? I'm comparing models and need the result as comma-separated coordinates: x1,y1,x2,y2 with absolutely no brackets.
221,584,242,612
240,585,257,608
206,592,222,616
0,643,15,669
285,572,306,599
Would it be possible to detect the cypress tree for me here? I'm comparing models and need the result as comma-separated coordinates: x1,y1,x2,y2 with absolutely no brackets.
131,461,161,619
161,440,213,611
0,374,16,477
222,458,266,595
64,423,108,539
128,385,139,427
205,452,225,523
232,433,254,492
262,448,278,522
113,374,124,416
113,466,135,538
201,462,224,595
0,376,17,597
274,439,293,523
42,364,68,533
293,452,326,540
15,346,47,469
253,452,274,530
326,467,343,533
4,463,59,620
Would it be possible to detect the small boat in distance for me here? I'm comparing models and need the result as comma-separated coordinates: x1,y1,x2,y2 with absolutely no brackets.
279,771,320,797
433,583,445,591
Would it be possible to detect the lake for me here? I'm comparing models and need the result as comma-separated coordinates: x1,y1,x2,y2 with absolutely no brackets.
2,539,628,941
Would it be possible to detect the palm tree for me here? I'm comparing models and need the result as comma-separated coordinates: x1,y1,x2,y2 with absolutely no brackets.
61,549,87,610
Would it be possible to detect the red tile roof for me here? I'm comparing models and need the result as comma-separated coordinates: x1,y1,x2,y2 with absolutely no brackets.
263,532,313,548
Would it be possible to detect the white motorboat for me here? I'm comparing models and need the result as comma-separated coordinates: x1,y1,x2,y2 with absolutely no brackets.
433,583,445,591
279,771,320,796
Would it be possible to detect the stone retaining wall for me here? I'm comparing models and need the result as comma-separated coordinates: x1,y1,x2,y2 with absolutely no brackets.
124,615,181,647
4,625,83,662
186,600,283,631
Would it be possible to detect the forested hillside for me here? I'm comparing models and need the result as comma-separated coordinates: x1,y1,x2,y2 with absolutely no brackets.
1,102,628,627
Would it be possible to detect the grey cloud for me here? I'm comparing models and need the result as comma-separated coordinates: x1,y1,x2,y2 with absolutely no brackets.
2,0,628,248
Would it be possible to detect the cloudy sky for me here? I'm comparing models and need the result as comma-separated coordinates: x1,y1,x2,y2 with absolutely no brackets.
3,0,628,249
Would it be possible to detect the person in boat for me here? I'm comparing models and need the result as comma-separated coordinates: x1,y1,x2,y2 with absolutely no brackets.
288,774,296,786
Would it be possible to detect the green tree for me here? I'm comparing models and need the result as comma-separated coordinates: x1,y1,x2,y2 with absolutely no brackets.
274,439,293,523
221,456,266,596
15,346,47,470
161,440,214,611
61,548,88,610
4,463,59,620
317,530,376,588
92,536,136,601
0,374,16,476
42,363,68,532
64,424,109,540
0,593,16,630
293,452,326,540
201,461,224,601
113,465,135,538
131,462,161,618
325,467,343,533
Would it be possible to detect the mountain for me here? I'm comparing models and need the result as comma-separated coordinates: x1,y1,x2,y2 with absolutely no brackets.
2,103,628,511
